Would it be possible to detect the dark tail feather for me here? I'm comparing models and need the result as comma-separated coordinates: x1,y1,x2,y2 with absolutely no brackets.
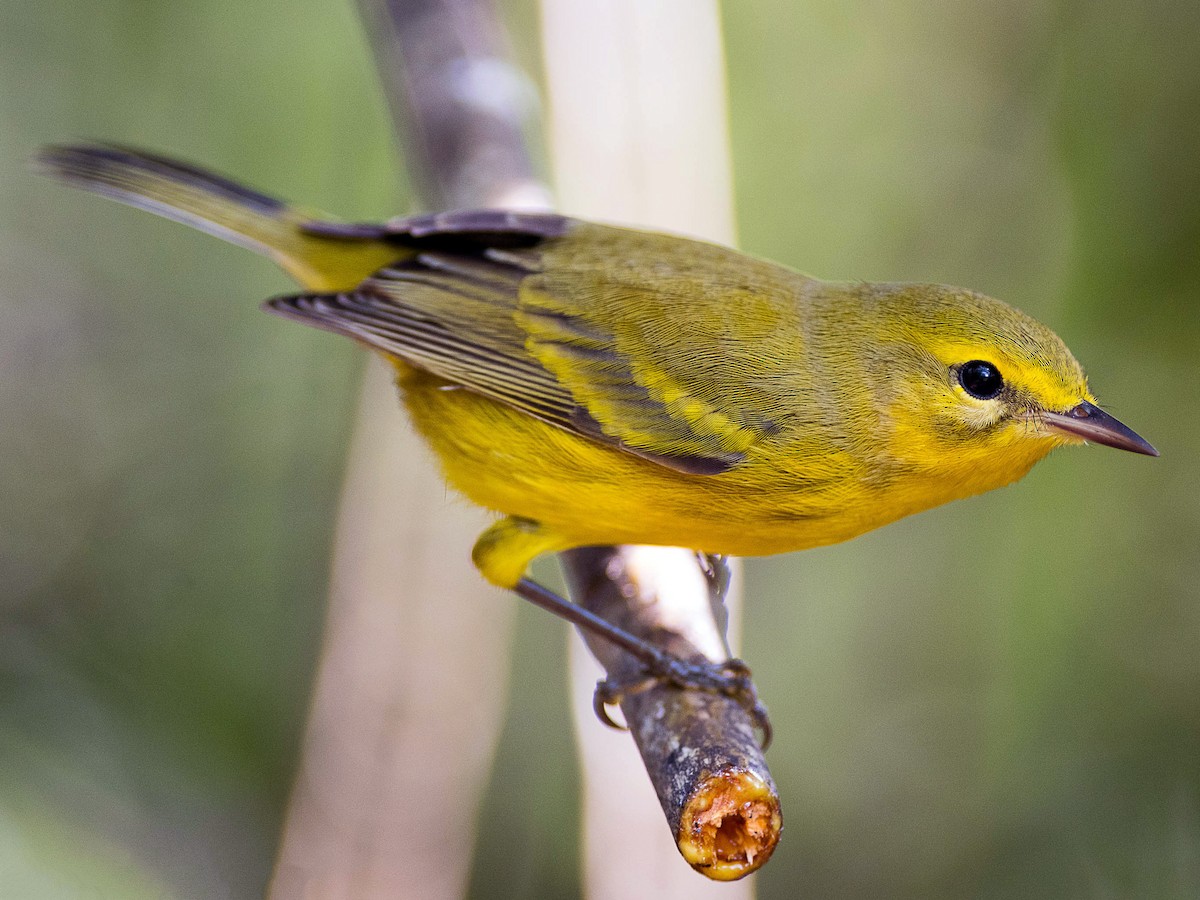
37,143,403,290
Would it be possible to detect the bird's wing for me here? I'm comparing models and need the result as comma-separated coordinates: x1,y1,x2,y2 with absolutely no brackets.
269,212,810,475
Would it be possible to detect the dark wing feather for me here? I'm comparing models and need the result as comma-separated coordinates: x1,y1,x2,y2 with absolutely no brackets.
267,248,578,426
301,209,571,247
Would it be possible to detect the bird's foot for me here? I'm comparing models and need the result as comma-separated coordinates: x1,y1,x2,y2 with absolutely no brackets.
594,656,772,749
512,577,771,748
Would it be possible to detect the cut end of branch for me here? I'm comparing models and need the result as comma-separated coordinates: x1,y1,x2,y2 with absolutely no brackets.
676,768,782,880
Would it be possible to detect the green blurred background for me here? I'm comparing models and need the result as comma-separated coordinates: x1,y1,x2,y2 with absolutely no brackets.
2,0,1197,896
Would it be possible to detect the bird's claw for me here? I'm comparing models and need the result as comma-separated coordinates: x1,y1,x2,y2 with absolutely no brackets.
593,656,773,749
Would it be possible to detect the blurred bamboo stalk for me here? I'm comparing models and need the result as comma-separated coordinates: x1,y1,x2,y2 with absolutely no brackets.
268,368,515,900
540,0,776,890
269,1,549,897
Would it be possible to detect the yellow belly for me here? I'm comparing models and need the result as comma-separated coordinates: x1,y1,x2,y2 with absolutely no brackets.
398,365,1039,588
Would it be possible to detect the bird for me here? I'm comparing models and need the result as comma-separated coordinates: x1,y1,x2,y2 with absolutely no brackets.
38,144,1157,723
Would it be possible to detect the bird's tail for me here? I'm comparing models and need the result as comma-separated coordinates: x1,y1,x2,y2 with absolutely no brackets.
37,144,401,291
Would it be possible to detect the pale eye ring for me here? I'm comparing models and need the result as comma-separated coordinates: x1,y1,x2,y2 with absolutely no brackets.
958,360,1004,400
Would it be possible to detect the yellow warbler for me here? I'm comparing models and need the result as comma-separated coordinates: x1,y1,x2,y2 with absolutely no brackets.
40,145,1156,598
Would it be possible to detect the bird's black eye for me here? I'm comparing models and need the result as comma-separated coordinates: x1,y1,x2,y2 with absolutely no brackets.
959,360,1004,399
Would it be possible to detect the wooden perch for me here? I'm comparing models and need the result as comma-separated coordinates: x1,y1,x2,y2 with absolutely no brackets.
356,0,550,211
563,547,781,878
274,0,782,890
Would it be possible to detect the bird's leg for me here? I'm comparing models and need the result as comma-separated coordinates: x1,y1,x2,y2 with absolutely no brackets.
696,551,733,641
696,551,732,600
514,577,771,748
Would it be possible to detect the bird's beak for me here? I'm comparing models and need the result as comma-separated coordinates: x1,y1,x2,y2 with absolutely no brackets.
1040,401,1158,456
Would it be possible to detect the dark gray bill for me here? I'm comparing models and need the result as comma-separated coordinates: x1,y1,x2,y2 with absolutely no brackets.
1042,401,1158,456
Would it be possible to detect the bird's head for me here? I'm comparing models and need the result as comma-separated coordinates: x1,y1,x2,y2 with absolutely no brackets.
852,284,1156,488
